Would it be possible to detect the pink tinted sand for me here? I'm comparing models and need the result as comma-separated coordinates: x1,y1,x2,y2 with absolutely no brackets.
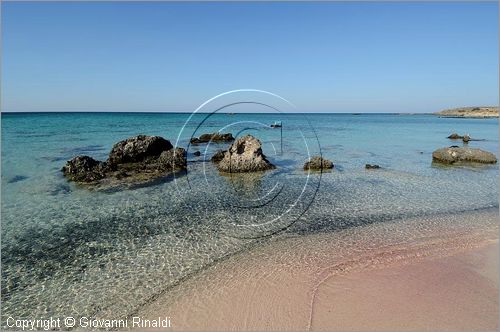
139,211,499,331
311,242,498,331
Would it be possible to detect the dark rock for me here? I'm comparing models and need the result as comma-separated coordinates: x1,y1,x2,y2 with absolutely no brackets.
115,172,127,180
303,156,334,170
217,135,275,173
365,164,381,169
108,135,172,165
447,133,463,139
62,136,186,188
190,133,234,144
432,147,497,164
62,156,108,183
447,133,480,143
193,151,201,157
211,150,226,163
157,148,187,171
108,147,186,174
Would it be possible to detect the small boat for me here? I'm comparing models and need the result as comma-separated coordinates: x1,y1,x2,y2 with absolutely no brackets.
270,121,282,128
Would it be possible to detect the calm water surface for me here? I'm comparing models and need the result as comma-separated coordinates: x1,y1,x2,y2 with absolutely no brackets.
1,112,498,321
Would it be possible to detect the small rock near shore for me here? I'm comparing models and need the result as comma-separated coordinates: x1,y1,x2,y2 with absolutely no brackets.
303,156,334,170
365,164,381,169
447,133,463,139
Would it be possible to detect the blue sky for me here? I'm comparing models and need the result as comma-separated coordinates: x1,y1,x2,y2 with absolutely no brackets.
1,2,498,113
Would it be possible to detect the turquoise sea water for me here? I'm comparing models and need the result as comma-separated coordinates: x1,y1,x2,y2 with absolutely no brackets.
1,112,498,321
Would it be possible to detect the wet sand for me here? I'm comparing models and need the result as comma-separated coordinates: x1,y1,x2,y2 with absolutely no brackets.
138,210,499,331
310,242,498,331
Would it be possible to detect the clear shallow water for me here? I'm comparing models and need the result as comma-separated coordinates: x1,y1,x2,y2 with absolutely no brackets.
1,112,498,322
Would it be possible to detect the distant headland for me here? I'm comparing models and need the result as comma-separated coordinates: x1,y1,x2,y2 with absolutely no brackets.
434,107,499,118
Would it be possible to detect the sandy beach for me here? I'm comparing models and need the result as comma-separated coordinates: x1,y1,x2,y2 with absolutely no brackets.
309,242,498,331
138,209,499,331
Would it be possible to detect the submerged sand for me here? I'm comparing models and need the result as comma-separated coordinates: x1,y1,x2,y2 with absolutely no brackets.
137,209,499,331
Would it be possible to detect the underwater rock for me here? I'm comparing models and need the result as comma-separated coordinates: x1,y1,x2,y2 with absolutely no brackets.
303,156,334,170
432,147,497,165
217,135,275,173
62,135,186,188
7,175,29,183
190,133,234,144
49,183,71,195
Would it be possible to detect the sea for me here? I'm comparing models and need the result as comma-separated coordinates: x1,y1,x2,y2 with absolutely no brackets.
1,112,498,322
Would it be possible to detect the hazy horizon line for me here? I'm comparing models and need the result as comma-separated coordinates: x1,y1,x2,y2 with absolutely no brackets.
1,110,437,115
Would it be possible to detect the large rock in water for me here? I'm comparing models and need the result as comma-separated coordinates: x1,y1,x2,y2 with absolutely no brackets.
108,135,173,165
432,147,497,164
217,135,275,173
303,156,334,170
62,135,186,188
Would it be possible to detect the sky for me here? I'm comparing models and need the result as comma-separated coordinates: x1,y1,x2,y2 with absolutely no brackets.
1,1,498,113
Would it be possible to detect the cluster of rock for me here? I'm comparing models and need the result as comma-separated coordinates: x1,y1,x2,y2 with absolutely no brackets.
190,133,234,144
447,133,474,143
62,128,498,191
62,135,186,186
63,133,384,188
431,132,497,165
